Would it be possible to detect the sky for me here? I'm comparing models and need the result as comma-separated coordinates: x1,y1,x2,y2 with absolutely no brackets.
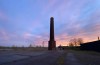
0,0,100,47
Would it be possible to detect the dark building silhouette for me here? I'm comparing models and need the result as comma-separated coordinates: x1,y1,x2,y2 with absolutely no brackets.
48,17,56,50
80,40,100,52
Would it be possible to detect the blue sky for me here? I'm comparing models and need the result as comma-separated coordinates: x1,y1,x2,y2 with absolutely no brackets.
0,0,100,47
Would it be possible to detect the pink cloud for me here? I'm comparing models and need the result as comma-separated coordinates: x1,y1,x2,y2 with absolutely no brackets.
23,32,33,40
0,10,8,21
0,29,9,41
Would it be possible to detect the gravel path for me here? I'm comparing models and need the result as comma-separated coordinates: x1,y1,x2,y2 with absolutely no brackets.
65,53,82,65
0,50,63,65
1,50,99,65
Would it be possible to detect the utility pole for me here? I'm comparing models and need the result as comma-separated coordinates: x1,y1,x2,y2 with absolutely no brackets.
98,36,99,40
42,41,44,47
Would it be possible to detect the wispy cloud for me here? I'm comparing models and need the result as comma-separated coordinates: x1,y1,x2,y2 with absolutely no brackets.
0,29,9,41
0,10,8,21
0,0,100,46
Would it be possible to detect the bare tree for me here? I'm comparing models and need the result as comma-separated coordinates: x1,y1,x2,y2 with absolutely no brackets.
69,38,77,46
77,38,83,45
69,42,74,47
29,44,32,47
73,38,77,46
69,38,83,46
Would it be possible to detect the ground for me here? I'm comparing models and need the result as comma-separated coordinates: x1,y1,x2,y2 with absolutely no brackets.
0,49,100,65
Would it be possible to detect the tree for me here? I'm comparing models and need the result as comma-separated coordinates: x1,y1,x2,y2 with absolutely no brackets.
69,38,77,46
69,42,74,47
77,38,83,45
69,38,83,46
29,44,32,47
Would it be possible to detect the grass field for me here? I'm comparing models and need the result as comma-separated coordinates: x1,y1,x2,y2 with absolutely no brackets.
67,50,100,65
0,47,48,51
0,46,100,65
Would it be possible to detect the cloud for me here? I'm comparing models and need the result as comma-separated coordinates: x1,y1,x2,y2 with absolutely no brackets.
0,29,9,41
0,0,100,47
23,32,33,40
0,10,8,21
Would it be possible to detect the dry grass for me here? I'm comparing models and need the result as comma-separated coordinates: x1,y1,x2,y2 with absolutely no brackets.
0,47,48,53
12,47,48,52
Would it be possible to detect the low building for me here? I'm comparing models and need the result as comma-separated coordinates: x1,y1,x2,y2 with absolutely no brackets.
80,40,100,52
